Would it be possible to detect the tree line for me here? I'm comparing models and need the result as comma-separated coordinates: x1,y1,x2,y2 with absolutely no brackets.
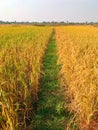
0,20,98,25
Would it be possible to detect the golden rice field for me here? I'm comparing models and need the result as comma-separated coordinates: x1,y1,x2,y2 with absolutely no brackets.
0,25,52,130
0,25,98,130
56,26,98,130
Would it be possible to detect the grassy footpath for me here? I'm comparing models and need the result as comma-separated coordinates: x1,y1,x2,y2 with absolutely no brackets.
31,30,68,130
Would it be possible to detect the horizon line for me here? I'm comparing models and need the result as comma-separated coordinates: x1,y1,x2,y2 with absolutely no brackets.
0,20,98,23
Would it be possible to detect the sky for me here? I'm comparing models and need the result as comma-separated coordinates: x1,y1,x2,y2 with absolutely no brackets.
0,0,98,22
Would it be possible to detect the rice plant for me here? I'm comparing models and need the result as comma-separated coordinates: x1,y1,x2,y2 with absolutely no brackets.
56,26,98,130
0,25,52,130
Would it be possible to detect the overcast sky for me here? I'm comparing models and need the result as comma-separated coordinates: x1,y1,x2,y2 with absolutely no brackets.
0,0,98,22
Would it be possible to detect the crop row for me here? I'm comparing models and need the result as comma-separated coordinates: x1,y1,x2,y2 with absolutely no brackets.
0,25,53,130
56,26,98,130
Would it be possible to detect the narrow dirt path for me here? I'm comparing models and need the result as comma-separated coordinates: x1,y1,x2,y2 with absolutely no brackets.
32,29,67,130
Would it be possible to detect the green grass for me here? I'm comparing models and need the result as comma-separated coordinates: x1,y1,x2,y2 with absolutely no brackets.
31,30,68,130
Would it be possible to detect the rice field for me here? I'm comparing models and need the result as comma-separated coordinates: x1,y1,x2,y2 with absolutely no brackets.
56,26,98,130
0,25,98,130
0,25,52,130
